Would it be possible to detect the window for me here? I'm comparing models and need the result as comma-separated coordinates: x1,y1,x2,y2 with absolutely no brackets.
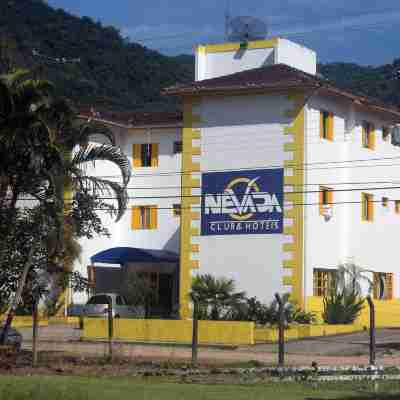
320,110,334,141
362,122,376,150
382,197,389,208
132,143,159,167
319,186,333,216
382,126,391,142
116,296,124,306
373,272,393,300
131,206,158,230
362,193,374,222
173,141,183,154
313,269,336,297
396,200,400,214
173,204,181,217
87,295,109,305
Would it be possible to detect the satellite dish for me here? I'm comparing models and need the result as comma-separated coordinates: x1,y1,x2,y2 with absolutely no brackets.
227,16,268,42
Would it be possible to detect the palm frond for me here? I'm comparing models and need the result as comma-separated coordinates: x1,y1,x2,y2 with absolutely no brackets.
75,121,116,147
73,175,128,221
71,144,131,187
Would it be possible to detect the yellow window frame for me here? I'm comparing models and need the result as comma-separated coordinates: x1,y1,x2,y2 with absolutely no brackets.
319,186,333,216
362,193,374,222
362,122,376,150
320,110,334,141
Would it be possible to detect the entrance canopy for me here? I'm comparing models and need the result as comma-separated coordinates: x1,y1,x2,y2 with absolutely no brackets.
90,247,179,265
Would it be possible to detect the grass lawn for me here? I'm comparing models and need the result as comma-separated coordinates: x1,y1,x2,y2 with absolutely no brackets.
0,376,400,400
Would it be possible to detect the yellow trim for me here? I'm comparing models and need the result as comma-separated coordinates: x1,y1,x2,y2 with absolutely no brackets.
131,206,141,230
283,176,298,186
189,178,201,188
190,227,200,236
151,143,159,167
284,209,295,218
283,276,293,286
283,260,295,269
362,192,374,222
133,144,141,168
192,146,201,156
283,243,295,252
198,38,279,54
190,212,201,221
83,318,255,346
180,98,202,319
191,129,201,139
284,143,296,151
282,93,305,306
283,226,295,235
308,296,400,327
191,244,200,253
319,186,333,216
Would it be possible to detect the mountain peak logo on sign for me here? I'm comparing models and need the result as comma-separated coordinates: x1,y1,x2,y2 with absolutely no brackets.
201,169,284,236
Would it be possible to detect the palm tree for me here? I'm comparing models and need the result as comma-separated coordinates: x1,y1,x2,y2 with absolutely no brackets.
335,262,373,296
0,72,131,343
190,274,246,320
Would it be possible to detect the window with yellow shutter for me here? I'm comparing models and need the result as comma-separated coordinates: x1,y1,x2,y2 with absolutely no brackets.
132,144,159,168
320,110,334,141
362,193,374,222
313,269,336,297
319,186,333,216
131,206,158,230
362,122,375,150
373,272,393,300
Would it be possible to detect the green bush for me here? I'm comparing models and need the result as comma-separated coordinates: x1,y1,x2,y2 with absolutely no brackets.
322,291,364,324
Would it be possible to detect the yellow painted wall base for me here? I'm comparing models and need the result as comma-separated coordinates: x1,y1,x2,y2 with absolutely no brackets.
255,324,364,343
0,316,49,328
83,319,255,346
308,297,400,327
49,317,80,325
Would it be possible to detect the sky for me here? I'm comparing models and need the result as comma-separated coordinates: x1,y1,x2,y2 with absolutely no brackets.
46,0,400,65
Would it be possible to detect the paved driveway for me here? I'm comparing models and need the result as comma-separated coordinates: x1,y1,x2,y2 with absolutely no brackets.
17,325,400,366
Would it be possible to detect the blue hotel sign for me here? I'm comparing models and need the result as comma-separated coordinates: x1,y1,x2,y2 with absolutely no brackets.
201,169,284,236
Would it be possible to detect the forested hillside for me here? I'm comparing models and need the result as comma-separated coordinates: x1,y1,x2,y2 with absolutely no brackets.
1,0,399,112
0,0,193,111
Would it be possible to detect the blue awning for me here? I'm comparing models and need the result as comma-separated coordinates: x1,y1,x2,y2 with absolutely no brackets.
90,247,179,265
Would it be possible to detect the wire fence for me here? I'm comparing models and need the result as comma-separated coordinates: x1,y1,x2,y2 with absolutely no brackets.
3,295,400,371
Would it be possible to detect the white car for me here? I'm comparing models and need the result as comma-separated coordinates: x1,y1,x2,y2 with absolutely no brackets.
82,293,144,319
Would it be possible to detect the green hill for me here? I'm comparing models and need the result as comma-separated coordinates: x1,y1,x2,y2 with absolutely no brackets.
0,0,399,112
0,0,194,111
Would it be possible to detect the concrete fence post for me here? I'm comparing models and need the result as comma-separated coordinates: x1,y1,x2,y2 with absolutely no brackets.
32,296,39,367
275,293,285,367
107,296,114,362
192,300,199,366
366,295,376,366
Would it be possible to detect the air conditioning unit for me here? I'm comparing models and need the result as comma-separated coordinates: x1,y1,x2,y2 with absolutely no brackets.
322,204,333,221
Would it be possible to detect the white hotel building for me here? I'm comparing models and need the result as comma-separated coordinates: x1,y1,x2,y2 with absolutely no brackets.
76,37,400,322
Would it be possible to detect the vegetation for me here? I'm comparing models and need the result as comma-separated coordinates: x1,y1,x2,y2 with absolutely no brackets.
0,1,399,115
190,274,246,320
190,275,315,325
0,376,400,400
0,68,131,341
0,0,193,112
322,263,368,325
121,272,159,318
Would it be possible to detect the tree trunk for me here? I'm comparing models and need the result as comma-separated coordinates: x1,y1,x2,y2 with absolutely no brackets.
0,244,36,345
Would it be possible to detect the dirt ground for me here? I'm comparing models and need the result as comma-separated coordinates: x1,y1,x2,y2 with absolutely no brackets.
15,324,400,367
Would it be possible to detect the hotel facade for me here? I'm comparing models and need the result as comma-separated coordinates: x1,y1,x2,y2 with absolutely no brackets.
76,37,400,321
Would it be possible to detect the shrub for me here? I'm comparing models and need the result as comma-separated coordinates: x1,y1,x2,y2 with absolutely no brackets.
322,291,364,324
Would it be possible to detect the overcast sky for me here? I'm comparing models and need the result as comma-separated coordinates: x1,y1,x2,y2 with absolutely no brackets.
47,0,400,65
